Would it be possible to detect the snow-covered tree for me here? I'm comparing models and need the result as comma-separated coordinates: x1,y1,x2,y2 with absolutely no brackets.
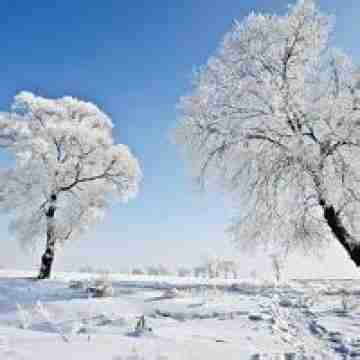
203,254,220,278
174,0,360,266
218,260,239,279
0,92,141,279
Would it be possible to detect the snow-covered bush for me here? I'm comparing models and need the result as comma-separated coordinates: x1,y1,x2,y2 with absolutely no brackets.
127,316,153,338
68,280,85,290
16,303,33,330
132,268,145,275
161,288,179,299
86,274,114,298
135,315,151,332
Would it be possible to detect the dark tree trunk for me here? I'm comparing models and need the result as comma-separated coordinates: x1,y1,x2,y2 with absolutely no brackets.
38,195,57,280
320,200,360,267
38,230,55,279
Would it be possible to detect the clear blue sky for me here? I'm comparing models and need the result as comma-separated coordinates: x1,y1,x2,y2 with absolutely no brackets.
0,0,360,277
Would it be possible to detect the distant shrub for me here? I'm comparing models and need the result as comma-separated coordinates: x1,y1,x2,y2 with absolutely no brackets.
146,265,173,276
132,268,145,275
68,280,84,290
146,266,160,276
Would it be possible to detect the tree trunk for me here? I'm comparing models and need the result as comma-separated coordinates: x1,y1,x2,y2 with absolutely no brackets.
320,200,360,267
38,195,57,279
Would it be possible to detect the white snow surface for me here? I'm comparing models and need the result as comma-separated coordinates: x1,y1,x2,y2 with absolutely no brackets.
0,270,360,359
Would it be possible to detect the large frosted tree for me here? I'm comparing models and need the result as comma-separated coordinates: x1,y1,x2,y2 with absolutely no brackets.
0,92,141,279
174,0,360,266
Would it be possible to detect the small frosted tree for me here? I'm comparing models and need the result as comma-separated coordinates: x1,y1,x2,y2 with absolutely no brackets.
203,254,220,278
0,92,141,279
270,254,285,284
218,260,239,279
174,0,360,266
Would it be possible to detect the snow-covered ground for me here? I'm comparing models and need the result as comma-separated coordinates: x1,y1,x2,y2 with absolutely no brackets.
0,270,360,359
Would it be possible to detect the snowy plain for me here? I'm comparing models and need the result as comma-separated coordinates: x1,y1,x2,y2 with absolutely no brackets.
0,270,360,359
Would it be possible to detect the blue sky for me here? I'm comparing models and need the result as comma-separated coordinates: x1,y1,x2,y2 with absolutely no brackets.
0,0,360,277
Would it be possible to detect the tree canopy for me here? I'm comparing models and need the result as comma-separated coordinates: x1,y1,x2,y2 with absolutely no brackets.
0,92,141,277
174,0,360,265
